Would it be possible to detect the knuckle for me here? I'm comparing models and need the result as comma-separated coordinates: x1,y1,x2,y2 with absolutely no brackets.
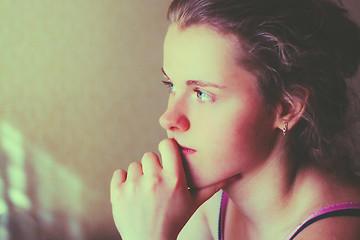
141,152,157,163
128,161,142,172
144,175,163,191
117,169,127,181
125,181,137,194
127,162,143,181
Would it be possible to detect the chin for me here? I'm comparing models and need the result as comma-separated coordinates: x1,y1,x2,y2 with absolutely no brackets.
187,172,242,191
185,174,219,190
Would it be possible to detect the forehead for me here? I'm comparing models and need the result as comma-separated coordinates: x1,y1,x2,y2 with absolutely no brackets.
163,24,254,87
163,24,242,69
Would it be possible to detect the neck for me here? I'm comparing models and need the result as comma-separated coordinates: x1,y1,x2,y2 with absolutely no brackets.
224,155,294,235
222,142,345,239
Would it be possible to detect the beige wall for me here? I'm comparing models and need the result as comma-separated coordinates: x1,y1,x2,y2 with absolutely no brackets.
0,1,170,239
0,0,359,240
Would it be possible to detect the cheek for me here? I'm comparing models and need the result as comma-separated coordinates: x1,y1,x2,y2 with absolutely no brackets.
191,98,275,159
184,110,275,188
233,110,276,162
190,103,256,147
216,105,275,162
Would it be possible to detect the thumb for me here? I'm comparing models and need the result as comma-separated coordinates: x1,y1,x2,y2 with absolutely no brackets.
159,138,186,181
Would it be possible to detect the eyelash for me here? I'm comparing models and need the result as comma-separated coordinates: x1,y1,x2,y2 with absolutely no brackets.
161,80,215,103
194,88,215,103
162,80,175,93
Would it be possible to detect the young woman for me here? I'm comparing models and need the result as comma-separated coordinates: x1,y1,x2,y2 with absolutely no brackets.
110,0,360,239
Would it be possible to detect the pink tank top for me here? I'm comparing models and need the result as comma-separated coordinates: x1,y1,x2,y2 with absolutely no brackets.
218,192,360,240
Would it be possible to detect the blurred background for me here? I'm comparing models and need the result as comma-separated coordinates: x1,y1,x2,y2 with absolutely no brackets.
0,0,359,239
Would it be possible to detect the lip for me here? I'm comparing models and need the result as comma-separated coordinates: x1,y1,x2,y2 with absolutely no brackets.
175,140,197,155
180,146,197,155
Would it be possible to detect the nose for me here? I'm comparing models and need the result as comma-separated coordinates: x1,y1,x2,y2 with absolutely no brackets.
159,101,190,132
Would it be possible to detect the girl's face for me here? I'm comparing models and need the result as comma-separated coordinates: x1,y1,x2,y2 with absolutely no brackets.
160,24,278,189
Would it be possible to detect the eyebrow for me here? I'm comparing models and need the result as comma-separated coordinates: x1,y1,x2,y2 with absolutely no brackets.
161,68,226,89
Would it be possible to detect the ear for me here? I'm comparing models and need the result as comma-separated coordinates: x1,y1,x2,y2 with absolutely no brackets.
274,86,309,134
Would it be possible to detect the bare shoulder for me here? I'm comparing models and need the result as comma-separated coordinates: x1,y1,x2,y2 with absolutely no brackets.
295,178,360,240
178,191,223,240
295,215,360,240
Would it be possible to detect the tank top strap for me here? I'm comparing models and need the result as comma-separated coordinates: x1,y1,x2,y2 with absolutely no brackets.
218,192,360,240
286,202,360,240
218,191,229,240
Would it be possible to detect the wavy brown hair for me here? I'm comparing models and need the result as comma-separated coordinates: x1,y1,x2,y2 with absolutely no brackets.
167,0,360,177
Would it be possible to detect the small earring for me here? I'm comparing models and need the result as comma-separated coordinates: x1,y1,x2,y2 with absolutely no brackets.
282,122,288,136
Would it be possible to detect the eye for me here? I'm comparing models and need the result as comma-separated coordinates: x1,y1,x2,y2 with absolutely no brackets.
194,89,215,103
162,80,175,93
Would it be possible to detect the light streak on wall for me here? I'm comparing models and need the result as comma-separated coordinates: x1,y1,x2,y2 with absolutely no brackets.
0,173,9,240
0,121,86,240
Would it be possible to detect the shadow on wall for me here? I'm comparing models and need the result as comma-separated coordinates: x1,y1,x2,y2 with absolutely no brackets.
0,121,85,240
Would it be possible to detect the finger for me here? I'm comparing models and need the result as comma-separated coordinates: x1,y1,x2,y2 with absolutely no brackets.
141,152,162,176
111,169,127,187
158,138,185,179
110,169,127,202
127,161,143,181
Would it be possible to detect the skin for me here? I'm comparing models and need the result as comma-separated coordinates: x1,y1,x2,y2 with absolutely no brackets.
160,24,279,189
110,24,360,240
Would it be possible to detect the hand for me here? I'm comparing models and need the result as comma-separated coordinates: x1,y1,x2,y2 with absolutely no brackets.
110,138,224,240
